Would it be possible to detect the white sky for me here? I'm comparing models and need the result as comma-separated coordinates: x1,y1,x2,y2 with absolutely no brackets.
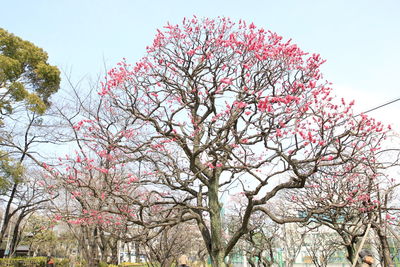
2,0,400,130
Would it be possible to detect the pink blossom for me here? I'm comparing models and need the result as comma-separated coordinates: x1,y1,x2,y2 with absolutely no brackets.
220,78,233,85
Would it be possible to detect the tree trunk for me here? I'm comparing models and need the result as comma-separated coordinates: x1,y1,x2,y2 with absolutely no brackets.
344,240,357,264
9,215,22,256
0,151,27,251
374,226,395,267
208,180,226,267
127,242,132,262
81,226,101,266
135,241,140,263
109,240,119,265
0,183,18,250
9,210,30,257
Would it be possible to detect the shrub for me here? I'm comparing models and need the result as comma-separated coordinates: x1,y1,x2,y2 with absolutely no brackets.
0,257,70,267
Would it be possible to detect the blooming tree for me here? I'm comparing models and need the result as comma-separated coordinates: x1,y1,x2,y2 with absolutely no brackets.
98,17,387,266
39,86,153,265
285,140,400,266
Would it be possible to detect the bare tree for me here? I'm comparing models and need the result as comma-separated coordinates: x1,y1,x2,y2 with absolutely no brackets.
303,228,343,267
142,222,204,267
0,109,58,256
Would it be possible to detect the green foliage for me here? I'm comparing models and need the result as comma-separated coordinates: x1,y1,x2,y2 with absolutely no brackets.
118,264,152,267
0,257,69,267
0,28,60,117
55,258,71,266
19,215,58,257
0,28,60,193
0,150,24,193
119,264,147,267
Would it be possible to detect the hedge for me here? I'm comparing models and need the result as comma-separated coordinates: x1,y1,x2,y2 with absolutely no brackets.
0,257,69,267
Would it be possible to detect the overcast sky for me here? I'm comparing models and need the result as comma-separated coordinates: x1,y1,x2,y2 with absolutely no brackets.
2,0,400,129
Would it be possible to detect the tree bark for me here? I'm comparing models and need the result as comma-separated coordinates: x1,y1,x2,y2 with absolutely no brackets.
109,243,119,265
9,213,24,256
135,241,140,263
0,183,18,250
208,179,226,267
374,226,395,267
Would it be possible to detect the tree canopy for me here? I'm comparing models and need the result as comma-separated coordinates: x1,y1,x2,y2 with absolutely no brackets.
1,17,400,267
51,17,388,266
0,28,60,118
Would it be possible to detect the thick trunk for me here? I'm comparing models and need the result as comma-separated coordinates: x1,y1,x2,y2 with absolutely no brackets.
208,180,226,267
91,227,100,264
81,226,101,266
345,241,357,264
210,250,227,267
375,226,394,267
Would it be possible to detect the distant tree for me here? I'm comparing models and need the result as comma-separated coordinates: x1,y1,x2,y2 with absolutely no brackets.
6,172,53,256
41,83,151,265
226,194,281,267
0,112,58,254
303,229,342,267
287,167,372,264
278,221,308,266
242,213,280,267
142,222,204,267
20,214,57,256
287,147,400,266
